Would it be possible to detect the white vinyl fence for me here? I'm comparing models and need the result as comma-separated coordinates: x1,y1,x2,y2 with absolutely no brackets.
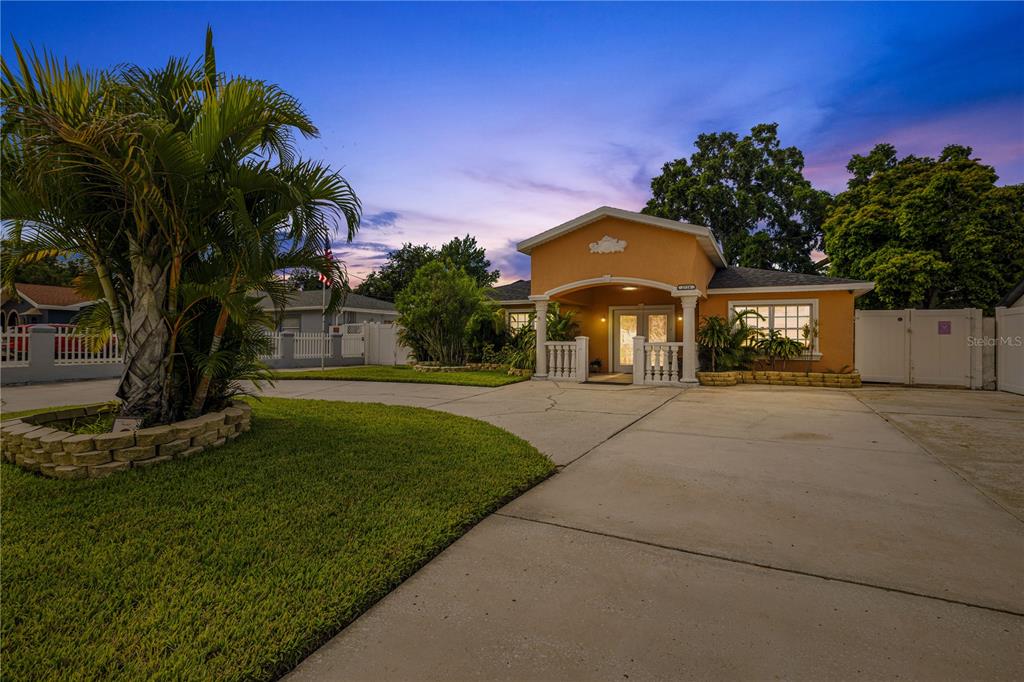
855,309,984,388
53,328,121,365
995,306,1024,395
293,332,331,359
1,327,31,367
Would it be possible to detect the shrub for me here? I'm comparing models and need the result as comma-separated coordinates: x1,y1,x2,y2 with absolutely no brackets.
395,261,487,366
756,329,806,370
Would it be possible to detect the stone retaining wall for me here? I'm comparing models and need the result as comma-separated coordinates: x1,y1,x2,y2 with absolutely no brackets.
696,370,862,388
0,402,252,479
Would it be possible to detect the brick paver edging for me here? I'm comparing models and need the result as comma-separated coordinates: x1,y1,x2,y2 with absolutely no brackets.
696,370,862,388
0,403,252,479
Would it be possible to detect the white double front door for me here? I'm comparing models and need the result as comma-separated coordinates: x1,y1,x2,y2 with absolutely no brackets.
611,306,675,373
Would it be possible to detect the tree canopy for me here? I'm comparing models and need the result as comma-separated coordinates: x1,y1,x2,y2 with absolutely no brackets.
644,123,830,273
356,235,498,302
823,143,1024,310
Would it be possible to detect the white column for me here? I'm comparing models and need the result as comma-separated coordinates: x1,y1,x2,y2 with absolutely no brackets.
531,297,549,379
632,336,646,385
575,336,589,383
679,295,699,383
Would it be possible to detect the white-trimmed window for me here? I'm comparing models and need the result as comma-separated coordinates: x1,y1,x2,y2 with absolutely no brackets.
507,310,533,332
729,299,819,353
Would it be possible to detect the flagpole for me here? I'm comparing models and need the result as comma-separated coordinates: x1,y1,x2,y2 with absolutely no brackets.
321,267,327,373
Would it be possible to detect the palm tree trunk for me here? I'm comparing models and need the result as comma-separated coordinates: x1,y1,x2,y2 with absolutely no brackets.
116,259,170,422
94,261,126,339
189,267,239,417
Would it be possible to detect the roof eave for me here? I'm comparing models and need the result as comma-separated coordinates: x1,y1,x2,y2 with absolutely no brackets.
710,282,875,296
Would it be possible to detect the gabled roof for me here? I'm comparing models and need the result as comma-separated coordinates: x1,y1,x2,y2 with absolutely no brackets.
487,279,531,302
708,266,874,294
516,206,727,267
13,283,94,309
258,289,397,313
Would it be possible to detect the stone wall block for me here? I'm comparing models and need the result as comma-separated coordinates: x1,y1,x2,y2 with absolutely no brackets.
62,434,96,454
114,445,156,462
73,450,112,466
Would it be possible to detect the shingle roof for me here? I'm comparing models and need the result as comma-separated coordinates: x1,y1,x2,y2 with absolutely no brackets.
487,279,532,301
259,290,396,312
708,267,871,290
15,283,93,308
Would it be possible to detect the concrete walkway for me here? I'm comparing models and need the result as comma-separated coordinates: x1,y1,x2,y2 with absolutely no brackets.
3,378,1022,678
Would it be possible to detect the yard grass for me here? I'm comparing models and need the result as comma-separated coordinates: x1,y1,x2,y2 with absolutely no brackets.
272,364,528,387
0,397,553,680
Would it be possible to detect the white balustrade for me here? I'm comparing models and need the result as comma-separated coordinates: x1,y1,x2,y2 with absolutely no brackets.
53,327,121,366
639,341,684,385
0,327,31,366
544,336,588,382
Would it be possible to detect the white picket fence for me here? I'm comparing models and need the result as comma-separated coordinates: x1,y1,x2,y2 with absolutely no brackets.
0,327,31,367
259,333,283,360
293,332,331,359
53,328,121,365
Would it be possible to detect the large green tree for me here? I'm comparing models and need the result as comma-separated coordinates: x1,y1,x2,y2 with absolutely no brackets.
644,123,830,273
356,235,499,302
823,144,1024,310
1,31,359,422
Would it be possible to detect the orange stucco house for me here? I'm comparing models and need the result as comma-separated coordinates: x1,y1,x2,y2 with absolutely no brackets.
490,206,873,384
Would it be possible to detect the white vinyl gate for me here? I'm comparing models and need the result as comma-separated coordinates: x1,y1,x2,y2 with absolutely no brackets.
363,323,412,366
855,309,983,388
995,307,1024,395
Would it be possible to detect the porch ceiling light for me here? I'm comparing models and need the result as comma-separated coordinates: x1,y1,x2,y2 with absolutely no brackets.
621,286,638,291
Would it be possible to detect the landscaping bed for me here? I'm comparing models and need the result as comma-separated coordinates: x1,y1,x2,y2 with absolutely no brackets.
272,364,528,387
2,402,252,479
696,370,862,388
0,397,553,680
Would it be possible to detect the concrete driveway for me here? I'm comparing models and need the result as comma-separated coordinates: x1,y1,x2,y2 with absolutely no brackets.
287,383,1024,680
3,378,1022,678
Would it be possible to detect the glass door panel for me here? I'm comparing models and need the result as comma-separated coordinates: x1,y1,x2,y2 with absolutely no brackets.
615,313,638,372
647,314,669,343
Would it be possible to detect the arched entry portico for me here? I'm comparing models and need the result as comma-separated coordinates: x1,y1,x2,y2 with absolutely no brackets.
529,276,700,384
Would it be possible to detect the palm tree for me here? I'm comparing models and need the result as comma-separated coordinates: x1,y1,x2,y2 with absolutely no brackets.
1,30,360,423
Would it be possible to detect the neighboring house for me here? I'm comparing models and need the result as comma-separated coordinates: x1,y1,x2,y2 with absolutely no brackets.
258,290,398,333
0,283,95,329
998,278,1024,309
492,206,874,380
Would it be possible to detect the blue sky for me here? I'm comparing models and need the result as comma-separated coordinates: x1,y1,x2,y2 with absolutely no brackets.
3,1,1022,283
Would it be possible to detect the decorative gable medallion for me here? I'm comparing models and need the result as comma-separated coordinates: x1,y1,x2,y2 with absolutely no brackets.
588,235,627,254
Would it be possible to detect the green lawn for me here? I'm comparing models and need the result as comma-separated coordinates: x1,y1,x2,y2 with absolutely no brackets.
272,364,528,387
1,397,553,680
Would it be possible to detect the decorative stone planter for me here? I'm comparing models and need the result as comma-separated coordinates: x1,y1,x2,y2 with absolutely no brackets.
696,370,862,388
507,368,533,377
465,362,507,371
0,402,252,479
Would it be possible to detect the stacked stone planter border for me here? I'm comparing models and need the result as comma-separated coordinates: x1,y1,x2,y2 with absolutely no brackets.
0,402,252,479
412,364,474,373
696,370,862,388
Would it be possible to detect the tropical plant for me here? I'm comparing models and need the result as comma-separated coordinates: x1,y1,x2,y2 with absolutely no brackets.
696,310,762,371
491,303,579,371
395,261,487,366
1,31,359,423
800,318,819,372
756,329,806,370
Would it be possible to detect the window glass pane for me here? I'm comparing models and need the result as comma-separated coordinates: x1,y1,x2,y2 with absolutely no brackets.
508,312,532,331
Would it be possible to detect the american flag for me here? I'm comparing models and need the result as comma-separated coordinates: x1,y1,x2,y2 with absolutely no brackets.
318,238,334,286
